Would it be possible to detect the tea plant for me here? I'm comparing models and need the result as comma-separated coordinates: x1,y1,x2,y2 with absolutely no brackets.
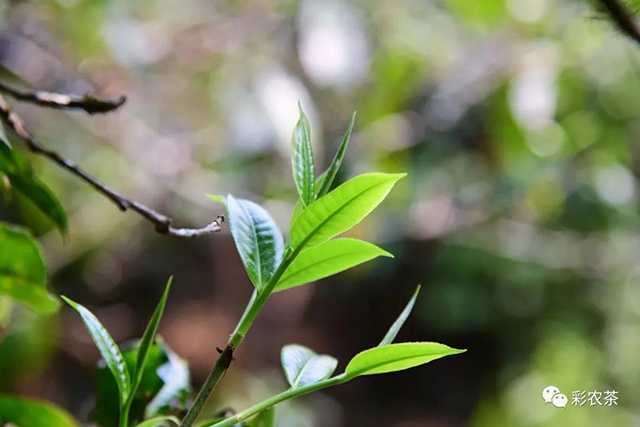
0,103,464,427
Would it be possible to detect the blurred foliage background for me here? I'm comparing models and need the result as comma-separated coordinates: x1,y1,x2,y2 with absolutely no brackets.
1,0,639,425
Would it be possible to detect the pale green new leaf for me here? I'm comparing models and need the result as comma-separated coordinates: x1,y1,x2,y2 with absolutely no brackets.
290,173,405,250
345,342,465,378
135,415,180,427
0,395,80,427
216,195,284,289
62,297,131,406
0,222,60,314
131,278,172,401
281,344,338,389
291,105,315,207
275,238,392,292
315,111,355,198
378,285,420,347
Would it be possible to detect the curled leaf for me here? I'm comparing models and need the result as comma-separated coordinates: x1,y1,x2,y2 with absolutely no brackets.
291,104,316,207
215,195,284,290
281,344,338,389
378,285,420,347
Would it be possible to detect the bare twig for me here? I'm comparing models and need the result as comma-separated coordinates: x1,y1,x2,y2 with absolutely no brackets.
598,0,640,45
0,81,127,115
0,94,223,237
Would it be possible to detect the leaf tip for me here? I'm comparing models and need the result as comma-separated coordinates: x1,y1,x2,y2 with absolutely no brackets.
381,249,395,259
206,194,224,205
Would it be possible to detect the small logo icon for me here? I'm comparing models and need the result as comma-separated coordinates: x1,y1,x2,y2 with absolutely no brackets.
542,385,567,408
552,393,568,408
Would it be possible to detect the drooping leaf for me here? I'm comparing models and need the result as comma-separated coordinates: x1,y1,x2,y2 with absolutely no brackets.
247,407,275,427
0,140,67,233
315,112,355,198
145,342,191,419
62,297,131,407
290,173,406,251
92,341,190,427
275,238,392,292
131,278,172,400
0,222,60,314
344,342,465,378
291,104,316,207
213,195,284,289
0,395,80,427
281,344,338,389
134,415,180,427
378,286,420,347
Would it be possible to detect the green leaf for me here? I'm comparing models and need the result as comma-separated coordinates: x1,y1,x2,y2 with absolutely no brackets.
378,285,420,347
62,297,131,407
290,173,406,250
218,195,284,289
92,341,190,427
291,104,316,207
275,238,392,292
93,343,162,427
289,172,327,232
281,344,338,389
130,279,172,403
134,415,180,427
316,112,355,198
0,395,80,427
0,140,67,233
0,222,60,314
345,342,465,378
145,342,191,419
247,407,275,427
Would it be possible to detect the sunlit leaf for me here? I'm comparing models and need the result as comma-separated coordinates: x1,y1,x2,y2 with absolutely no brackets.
345,342,465,378
62,297,131,407
290,173,405,250
134,415,180,427
316,112,355,198
0,395,80,427
275,238,392,292
92,341,190,427
0,140,67,233
289,172,327,232
291,104,316,207
145,342,191,419
378,286,420,347
281,344,338,389
0,222,59,314
93,343,162,427
214,195,284,289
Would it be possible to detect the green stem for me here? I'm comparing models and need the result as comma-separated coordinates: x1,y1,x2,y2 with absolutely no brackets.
205,374,350,427
180,247,301,427
119,401,130,427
